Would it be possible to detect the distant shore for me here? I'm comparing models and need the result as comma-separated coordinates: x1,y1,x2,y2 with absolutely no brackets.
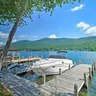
7,49,96,52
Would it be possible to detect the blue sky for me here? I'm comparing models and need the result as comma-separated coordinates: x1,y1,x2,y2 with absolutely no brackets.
0,0,96,45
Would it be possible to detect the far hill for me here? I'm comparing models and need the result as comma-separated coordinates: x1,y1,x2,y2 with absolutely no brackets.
2,36,96,51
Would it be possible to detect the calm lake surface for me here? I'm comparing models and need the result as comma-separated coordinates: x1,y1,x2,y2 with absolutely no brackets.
16,51,96,96
18,51,96,64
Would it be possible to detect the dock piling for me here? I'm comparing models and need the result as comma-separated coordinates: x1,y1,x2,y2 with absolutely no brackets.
43,74,46,84
28,56,30,62
19,56,20,59
69,64,71,70
14,67,17,74
74,62,76,67
84,73,88,88
89,67,92,80
12,56,14,60
59,68,61,75
74,84,78,96
18,56,20,63
22,56,24,59
92,64,94,76
94,62,96,71
79,60,82,64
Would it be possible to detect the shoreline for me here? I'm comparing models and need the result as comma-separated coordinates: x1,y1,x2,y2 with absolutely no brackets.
8,50,96,52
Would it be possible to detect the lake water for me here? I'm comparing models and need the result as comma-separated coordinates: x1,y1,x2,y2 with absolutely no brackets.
13,51,96,96
18,51,96,64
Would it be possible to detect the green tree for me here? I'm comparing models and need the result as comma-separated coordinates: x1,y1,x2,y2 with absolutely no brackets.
0,0,81,69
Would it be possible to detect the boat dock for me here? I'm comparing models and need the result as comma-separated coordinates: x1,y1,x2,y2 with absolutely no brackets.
0,70,42,96
5,56,19,59
3,57,40,67
0,64,95,96
41,64,93,96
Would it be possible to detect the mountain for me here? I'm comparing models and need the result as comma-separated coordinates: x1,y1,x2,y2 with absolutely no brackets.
2,36,96,51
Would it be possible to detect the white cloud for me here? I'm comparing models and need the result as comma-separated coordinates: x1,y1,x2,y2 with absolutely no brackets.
12,39,17,43
71,4,84,12
19,34,28,38
77,21,96,36
32,36,38,38
48,34,57,39
77,22,90,30
0,31,8,39
85,26,96,35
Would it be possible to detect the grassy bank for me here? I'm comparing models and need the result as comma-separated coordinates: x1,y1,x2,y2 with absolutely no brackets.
0,82,12,96
36,75,56,85
79,86,88,96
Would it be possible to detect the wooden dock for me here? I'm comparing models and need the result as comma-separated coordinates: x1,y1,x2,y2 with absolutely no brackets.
40,64,92,96
0,64,95,96
3,57,40,67
5,56,19,59
0,70,46,96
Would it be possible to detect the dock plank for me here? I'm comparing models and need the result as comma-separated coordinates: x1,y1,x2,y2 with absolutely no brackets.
0,70,43,96
3,57,40,67
41,64,91,96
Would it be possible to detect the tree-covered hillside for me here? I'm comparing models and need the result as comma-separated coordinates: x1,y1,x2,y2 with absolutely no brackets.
2,36,96,51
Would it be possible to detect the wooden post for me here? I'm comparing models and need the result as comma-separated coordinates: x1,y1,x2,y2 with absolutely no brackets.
89,67,92,80
79,60,82,64
43,74,46,84
36,55,38,58
18,56,20,63
22,56,24,59
28,56,30,62
42,55,43,59
69,64,71,70
0,60,2,70
12,56,14,60
74,84,78,96
59,68,61,75
92,64,94,76
14,67,17,74
84,73,88,88
94,62,96,71
19,56,20,59
74,62,76,67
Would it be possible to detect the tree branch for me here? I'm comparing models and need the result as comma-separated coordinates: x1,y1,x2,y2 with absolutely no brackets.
0,0,28,69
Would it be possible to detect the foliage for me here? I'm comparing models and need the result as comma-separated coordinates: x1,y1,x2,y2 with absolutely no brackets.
36,75,55,85
79,92,88,96
0,0,81,26
79,87,88,96
6,36,96,51
0,82,12,96
0,0,81,61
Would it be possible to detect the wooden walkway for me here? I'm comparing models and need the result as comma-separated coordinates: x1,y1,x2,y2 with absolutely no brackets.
40,64,91,96
0,70,47,96
0,64,92,96
3,57,40,67
5,56,19,59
